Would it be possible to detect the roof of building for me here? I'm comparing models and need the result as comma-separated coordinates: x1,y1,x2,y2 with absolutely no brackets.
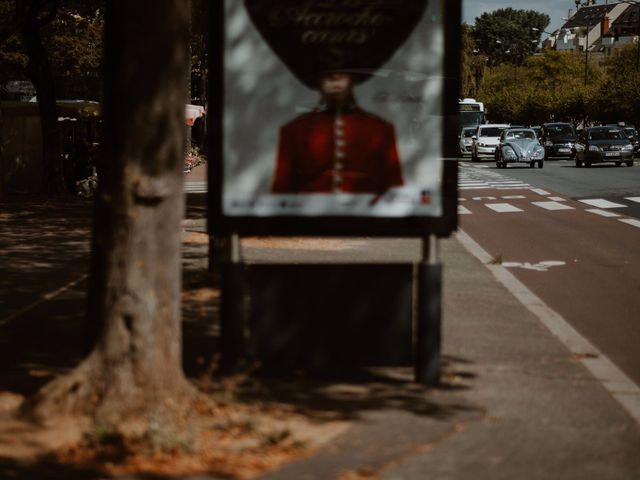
610,3,639,26
562,4,616,29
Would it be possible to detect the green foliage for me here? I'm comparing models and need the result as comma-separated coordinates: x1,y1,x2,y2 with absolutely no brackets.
472,8,550,66
461,23,487,98
597,44,640,127
478,50,604,126
0,0,104,100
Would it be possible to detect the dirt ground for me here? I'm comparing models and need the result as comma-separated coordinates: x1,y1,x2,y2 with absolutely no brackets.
0,230,357,479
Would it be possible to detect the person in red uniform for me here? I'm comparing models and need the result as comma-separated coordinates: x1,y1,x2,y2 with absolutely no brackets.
271,72,404,194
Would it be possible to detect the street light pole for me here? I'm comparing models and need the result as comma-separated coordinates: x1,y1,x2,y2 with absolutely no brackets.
584,24,590,86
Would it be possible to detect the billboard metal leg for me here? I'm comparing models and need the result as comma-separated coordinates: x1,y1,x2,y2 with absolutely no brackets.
415,235,442,386
220,233,244,373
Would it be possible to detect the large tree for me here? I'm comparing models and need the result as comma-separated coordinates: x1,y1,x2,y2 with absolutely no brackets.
472,8,550,66
29,0,193,425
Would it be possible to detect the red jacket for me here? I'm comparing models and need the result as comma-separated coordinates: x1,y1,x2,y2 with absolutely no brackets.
271,105,404,193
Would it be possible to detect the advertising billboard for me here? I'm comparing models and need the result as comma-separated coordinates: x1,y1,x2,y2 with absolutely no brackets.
210,0,460,236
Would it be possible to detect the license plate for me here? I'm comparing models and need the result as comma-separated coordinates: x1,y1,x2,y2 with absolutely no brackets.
558,148,570,153
604,152,620,157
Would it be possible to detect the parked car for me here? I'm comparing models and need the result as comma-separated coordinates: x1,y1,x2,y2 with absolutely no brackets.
541,123,577,159
495,128,545,169
459,126,476,157
574,126,634,167
471,124,510,162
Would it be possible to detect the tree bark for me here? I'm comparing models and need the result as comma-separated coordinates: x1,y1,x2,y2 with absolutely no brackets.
17,0,66,194
30,0,193,424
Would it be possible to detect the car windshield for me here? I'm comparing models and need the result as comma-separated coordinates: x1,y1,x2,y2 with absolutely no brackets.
506,130,536,140
545,124,574,137
462,129,475,138
588,129,625,140
624,127,638,139
479,127,504,137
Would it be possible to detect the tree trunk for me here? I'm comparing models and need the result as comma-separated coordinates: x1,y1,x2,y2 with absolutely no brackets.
30,0,193,425
18,1,66,194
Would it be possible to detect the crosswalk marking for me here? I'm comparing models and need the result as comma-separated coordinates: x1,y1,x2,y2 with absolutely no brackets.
619,218,640,228
530,188,550,196
458,165,531,190
532,201,574,211
458,205,472,215
185,181,207,193
548,196,565,202
585,209,620,218
625,197,640,204
579,199,627,209
485,203,523,213
502,195,526,199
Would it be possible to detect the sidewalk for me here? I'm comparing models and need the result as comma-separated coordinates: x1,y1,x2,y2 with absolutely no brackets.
1,195,639,479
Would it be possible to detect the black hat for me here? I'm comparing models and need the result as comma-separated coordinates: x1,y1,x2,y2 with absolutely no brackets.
245,0,429,89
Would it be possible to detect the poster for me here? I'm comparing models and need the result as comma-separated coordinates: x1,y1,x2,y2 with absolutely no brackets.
222,0,448,220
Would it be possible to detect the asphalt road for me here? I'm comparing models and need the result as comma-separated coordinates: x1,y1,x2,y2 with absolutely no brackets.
458,157,640,386
462,157,640,218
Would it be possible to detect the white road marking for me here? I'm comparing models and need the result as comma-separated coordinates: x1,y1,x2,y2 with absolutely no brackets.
0,274,89,326
502,260,566,271
619,219,640,228
501,195,526,199
456,229,640,426
585,209,621,218
625,197,640,204
458,205,472,215
532,201,575,211
579,199,627,209
485,203,523,213
185,181,208,193
530,188,551,196
548,196,566,202
472,196,497,201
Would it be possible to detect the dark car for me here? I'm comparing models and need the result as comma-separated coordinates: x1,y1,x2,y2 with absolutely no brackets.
574,126,634,167
605,123,639,157
541,123,577,159
623,126,639,157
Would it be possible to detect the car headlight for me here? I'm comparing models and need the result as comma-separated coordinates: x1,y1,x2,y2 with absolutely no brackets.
503,148,517,160
588,145,600,152
545,140,553,147
531,146,545,159
622,144,633,152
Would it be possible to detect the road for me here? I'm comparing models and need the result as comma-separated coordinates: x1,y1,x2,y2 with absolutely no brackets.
458,157,640,386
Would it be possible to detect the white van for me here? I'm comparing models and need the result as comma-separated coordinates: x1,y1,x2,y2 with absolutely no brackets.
471,124,510,162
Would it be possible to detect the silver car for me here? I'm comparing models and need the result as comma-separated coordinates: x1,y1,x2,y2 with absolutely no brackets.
495,128,545,169
459,127,476,156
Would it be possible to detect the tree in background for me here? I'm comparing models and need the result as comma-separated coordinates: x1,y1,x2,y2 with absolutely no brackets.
596,44,640,127
478,50,602,126
0,0,104,193
461,23,488,98
472,8,550,66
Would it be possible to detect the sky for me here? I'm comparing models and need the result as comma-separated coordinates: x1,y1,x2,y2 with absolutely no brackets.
463,0,578,33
